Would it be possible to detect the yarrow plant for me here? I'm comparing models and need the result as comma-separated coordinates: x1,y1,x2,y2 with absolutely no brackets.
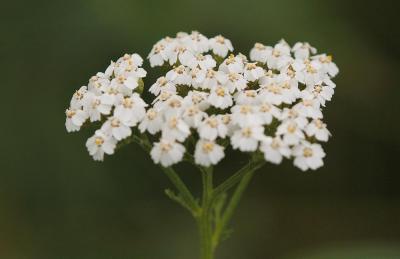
65,31,338,259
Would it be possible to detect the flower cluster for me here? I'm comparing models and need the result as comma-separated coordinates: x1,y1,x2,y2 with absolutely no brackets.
66,31,338,171
65,53,147,160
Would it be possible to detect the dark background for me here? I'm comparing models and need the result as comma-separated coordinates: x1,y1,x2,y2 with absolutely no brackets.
1,0,400,258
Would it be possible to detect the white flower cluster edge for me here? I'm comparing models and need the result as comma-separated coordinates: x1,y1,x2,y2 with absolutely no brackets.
65,31,338,171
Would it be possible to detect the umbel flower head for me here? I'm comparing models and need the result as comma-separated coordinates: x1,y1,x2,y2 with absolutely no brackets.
65,31,338,171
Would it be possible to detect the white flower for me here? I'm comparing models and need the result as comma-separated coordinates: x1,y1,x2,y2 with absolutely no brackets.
258,80,286,105
149,77,176,96
111,72,141,91
294,92,323,119
115,53,144,74
65,108,88,132
88,74,110,95
218,114,236,136
224,72,247,93
70,86,88,109
208,85,233,109
231,126,265,152
308,79,335,106
292,42,316,60
219,54,244,73
183,91,210,110
250,43,271,63
139,108,163,134
235,90,260,105
312,54,339,77
243,63,264,82
292,141,326,171
292,59,323,87
182,105,207,128
194,140,225,167
86,130,117,161
183,31,210,53
305,119,330,141
198,116,228,140
266,40,292,70
260,136,291,164
150,139,185,167
209,35,233,57
231,104,263,127
201,69,227,90
257,102,281,125
170,45,191,66
166,65,191,85
180,52,216,70
114,94,147,126
101,116,132,141
162,113,190,142
148,42,169,67
276,120,305,145
189,67,207,88
82,92,114,122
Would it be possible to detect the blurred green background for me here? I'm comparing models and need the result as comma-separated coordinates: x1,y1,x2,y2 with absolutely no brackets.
1,0,400,258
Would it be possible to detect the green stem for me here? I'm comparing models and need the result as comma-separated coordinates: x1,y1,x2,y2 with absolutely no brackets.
198,167,214,259
132,134,199,215
211,158,265,208
212,170,255,247
212,156,265,248
162,166,199,214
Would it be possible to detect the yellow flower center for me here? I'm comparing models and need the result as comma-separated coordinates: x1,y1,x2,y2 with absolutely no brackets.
202,142,215,153
168,99,182,108
245,90,257,97
271,138,280,149
161,142,172,152
160,92,172,101
174,66,185,74
240,105,252,114
147,109,157,120
306,64,317,74
228,72,239,82
92,99,101,109
123,98,133,108
255,43,266,50
287,123,297,133
222,115,231,124
158,77,168,86
260,104,271,112
169,117,178,128
315,119,324,129
267,84,282,94
242,127,252,137
246,63,257,70
95,137,104,146
154,44,165,54
206,69,216,78
117,75,126,84
319,55,332,63
216,87,226,97
207,118,218,128
66,109,76,118
272,49,281,57
216,35,225,44
187,106,198,116
226,54,236,64
111,118,120,128
303,147,313,157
